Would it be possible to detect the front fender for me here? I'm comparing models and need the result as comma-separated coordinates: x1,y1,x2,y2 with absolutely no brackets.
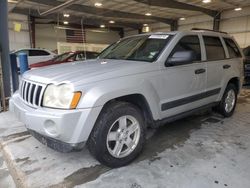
77,75,161,120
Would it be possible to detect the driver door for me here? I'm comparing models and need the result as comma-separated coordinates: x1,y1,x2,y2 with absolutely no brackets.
158,35,207,119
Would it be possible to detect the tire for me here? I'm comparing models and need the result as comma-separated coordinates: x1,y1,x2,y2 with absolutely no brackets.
87,101,146,168
217,83,237,117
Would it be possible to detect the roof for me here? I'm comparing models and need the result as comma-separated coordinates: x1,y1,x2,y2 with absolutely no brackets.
8,0,250,29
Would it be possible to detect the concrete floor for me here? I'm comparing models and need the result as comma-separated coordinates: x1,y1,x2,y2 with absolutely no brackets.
0,88,250,188
0,151,16,188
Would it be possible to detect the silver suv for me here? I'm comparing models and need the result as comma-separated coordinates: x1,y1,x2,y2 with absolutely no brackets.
10,30,243,167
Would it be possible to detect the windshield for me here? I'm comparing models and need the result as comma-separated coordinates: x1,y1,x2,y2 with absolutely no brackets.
99,34,172,62
53,52,74,61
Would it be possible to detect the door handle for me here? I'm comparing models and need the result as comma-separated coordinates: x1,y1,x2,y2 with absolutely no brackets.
223,64,231,69
195,68,206,74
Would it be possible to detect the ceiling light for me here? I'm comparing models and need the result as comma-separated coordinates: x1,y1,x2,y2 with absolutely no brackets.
109,20,115,24
202,0,211,3
95,2,102,7
145,13,152,16
8,0,18,3
179,17,186,21
234,7,242,11
143,24,148,26
63,21,69,25
100,24,105,28
63,13,70,17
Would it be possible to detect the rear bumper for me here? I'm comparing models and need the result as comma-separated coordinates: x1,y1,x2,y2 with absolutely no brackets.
9,92,103,145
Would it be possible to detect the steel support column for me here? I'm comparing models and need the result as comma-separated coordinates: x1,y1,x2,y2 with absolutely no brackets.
213,13,221,31
29,16,36,48
171,20,178,31
138,28,142,34
118,28,124,38
0,0,11,98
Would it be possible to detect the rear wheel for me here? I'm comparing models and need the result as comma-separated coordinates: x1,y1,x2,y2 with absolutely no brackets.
217,83,237,117
87,102,145,168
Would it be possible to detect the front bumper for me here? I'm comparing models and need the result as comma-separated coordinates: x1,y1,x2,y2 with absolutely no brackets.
28,129,84,152
9,93,103,147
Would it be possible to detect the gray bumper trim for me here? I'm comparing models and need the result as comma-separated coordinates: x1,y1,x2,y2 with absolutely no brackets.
28,129,85,152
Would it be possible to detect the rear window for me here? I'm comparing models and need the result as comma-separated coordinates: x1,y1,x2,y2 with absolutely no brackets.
29,50,50,56
224,38,241,58
203,36,225,61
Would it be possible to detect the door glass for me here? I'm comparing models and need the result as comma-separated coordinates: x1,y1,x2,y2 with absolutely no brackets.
168,35,201,64
203,36,225,61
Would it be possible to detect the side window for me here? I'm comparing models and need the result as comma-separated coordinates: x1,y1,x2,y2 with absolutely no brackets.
224,38,241,58
203,36,225,61
75,53,85,61
168,35,201,64
29,50,50,56
86,52,99,59
67,55,76,61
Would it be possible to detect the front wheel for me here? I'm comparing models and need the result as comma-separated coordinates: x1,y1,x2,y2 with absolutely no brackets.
87,102,145,168
217,83,237,117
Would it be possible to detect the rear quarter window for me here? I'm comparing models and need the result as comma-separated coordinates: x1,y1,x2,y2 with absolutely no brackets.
203,36,225,61
224,38,242,58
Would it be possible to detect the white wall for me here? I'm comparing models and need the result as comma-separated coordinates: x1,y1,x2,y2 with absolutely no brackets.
149,6,250,48
85,29,120,44
178,14,213,31
36,24,66,51
220,6,250,48
124,29,139,37
35,25,120,51
8,13,30,51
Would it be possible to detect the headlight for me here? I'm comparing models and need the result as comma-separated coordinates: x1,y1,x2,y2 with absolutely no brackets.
42,83,82,109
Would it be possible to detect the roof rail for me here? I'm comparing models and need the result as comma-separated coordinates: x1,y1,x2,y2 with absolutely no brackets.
191,28,228,34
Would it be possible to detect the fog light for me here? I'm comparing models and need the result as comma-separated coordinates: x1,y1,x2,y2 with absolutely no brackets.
44,120,58,136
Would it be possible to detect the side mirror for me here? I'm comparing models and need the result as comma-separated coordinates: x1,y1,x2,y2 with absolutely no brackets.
166,50,197,66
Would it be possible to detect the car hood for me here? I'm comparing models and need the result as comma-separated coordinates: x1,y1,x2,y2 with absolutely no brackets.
30,60,55,68
23,59,158,86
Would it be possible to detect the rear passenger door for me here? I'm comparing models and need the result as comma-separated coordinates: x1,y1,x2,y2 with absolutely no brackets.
203,35,228,103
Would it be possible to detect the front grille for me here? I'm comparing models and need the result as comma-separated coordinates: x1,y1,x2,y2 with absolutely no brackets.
20,80,45,107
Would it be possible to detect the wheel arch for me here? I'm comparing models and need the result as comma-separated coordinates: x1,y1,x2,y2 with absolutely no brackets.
227,77,241,94
100,94,156,128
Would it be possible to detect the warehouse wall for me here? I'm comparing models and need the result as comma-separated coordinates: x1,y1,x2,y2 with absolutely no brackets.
220,6,250,48
35,24,120,51
36,24,66,51
149,6,250,48
8,13,30,51
85,29,120,44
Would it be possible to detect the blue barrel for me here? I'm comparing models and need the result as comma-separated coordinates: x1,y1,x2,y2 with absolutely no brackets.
18,52,29,74
10,53,19,92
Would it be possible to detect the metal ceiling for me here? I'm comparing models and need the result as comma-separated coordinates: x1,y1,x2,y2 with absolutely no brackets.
8,0,250,29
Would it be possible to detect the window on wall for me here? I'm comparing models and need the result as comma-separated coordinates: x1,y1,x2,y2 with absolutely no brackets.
203,36,225,61
169,35,201,62
224,38,241,58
